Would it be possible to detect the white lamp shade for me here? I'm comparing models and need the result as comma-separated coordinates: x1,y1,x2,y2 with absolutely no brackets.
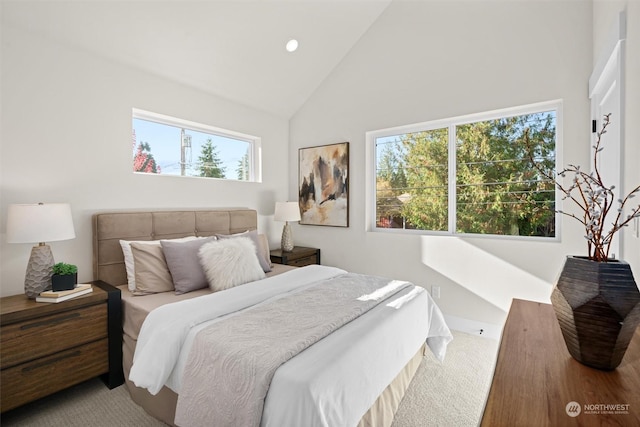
7,203,76,244
274,202,301,222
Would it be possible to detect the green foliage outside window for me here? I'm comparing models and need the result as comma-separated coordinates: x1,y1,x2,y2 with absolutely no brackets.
375,110,556,237
237,151,250,181
198,138,226,178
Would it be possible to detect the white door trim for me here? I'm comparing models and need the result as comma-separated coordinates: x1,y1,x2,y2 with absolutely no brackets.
588,10,626,260
589,11,626,97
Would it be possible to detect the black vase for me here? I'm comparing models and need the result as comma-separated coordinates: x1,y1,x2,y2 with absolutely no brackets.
51,273,77,292
551,256,640,370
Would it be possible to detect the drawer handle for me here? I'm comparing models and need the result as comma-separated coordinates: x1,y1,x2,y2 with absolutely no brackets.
22,350,82,373
20,312,81,330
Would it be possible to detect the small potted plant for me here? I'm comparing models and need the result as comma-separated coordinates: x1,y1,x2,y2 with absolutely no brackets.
51,262,78,291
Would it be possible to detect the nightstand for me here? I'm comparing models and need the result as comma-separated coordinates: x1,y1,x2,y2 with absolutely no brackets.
0,280,123,412
270,246,320,267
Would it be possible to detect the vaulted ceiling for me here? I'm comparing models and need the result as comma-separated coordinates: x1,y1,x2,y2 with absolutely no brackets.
3,0,393,118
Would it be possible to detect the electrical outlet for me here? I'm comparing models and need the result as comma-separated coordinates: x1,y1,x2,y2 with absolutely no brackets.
432,285,440,299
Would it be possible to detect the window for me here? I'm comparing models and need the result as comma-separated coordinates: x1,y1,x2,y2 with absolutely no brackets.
368,101,560,238
132,109,261,182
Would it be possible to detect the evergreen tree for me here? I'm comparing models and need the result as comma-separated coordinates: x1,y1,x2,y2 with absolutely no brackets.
376,140,409,226
198,139,226,178
375,112,556,236
454,114,555,236
237,150,249,181
401,128,449,231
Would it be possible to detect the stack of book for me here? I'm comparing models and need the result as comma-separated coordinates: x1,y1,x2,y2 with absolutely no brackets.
36,284,93,303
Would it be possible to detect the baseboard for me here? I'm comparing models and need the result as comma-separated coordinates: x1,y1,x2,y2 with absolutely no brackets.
444,314,503,340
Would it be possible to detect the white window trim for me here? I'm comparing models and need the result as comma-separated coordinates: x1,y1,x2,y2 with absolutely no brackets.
365,100,563,240
132,108,262,182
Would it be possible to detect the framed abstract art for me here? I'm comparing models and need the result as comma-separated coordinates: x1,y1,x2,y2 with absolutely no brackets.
298,142,349,227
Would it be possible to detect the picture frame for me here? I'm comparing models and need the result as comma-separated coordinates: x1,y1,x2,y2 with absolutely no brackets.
298,142,349,227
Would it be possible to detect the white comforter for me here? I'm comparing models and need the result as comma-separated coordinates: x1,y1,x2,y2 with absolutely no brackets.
130,265,453,426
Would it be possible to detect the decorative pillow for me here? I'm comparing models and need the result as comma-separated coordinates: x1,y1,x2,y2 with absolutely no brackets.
130,242,174,295
215,230,272,272
161,237,216,294
199,237,266,292
258,233,273,268
120,236,199,292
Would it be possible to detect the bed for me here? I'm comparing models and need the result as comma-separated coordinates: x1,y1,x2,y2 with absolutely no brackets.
92,208,452,427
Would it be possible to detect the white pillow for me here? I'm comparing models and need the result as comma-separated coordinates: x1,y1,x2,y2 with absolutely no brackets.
120,236,201,292
198,237,266,292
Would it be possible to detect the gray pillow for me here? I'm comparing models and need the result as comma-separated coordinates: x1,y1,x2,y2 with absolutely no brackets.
161,237,216,294
215,230,272,272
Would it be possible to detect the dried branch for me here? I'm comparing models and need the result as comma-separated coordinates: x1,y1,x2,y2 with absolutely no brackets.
525,114,640,262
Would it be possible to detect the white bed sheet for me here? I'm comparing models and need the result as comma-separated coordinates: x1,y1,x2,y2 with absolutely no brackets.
130,265,452,426
130,265,345,395
262,284,451,427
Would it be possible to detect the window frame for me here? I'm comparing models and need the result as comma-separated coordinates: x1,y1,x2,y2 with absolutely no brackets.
132,108,262,182
366,100,563,240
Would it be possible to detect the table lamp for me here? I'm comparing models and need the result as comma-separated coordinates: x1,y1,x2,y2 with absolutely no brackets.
7,203,76,298
274,202,301,252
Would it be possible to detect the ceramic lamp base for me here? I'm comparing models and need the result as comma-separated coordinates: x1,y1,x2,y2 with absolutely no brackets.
281,222,294,252
24,244,54,299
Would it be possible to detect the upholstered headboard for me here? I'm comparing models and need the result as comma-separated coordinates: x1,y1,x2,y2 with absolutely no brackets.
92,209,258,286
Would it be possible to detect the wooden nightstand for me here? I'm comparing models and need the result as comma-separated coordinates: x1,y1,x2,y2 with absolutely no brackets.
270,246,320,267
0,280,123,412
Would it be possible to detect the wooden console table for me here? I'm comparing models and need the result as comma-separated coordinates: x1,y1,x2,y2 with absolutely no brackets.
481,299,640,426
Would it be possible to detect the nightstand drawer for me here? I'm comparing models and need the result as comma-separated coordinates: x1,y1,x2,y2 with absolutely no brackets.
288,255,317,267
270,247,320,267
1,304,107,369
1,338,109,412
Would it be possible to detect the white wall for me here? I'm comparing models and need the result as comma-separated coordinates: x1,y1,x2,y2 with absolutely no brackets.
0,22,290,297
289,0,593,325
3,1,627,326
593,1,640,276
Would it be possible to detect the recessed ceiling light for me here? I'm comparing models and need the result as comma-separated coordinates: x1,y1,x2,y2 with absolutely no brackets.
286,39,299,53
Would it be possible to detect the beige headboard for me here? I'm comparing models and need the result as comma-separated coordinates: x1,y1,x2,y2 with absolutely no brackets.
92,209,258,286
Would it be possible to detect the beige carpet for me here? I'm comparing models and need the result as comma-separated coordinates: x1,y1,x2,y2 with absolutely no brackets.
2,331,498,426
391,331,499,427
